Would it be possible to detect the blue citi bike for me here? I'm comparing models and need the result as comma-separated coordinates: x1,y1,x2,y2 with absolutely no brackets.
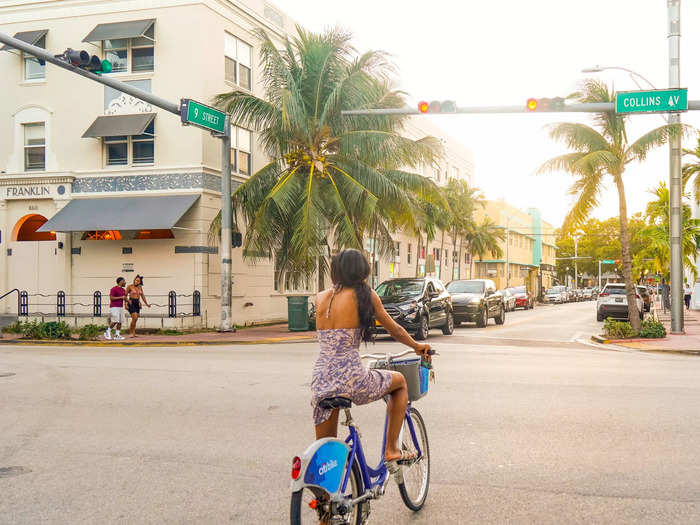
290,348,435,524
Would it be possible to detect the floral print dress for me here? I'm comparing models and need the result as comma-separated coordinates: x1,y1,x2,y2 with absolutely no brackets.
311,328,393,425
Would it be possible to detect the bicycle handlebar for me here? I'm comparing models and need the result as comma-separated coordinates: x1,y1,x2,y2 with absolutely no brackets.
360,348,438,361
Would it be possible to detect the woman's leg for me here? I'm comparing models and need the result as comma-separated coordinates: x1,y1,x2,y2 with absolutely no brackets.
314,409,339,439
130,312,138,336
384,371,409,462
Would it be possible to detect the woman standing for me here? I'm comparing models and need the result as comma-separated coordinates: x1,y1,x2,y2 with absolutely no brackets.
125,275,150,337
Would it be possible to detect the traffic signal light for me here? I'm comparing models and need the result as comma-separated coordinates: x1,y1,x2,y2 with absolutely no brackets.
417,100,458,114
525,97,566,112
232,231,242,248
61,48,112,74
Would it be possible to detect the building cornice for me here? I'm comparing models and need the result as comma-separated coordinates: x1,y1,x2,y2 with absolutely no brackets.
0,173,75,185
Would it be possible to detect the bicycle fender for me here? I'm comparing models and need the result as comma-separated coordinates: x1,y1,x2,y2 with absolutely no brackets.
290,438,349,495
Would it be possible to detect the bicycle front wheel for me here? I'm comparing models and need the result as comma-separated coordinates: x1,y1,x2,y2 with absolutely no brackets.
398,406,430,511
290,458,364,525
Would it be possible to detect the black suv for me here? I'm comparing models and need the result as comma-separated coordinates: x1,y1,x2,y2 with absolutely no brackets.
374,277,454,340
447,279,505,327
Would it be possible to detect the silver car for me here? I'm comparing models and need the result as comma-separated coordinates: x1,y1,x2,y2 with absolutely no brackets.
545,286,566,304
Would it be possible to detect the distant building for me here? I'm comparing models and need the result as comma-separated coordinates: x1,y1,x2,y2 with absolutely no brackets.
471,200,557,293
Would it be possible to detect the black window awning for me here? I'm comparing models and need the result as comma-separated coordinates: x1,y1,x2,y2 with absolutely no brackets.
82,113,155,138
0,29,48,51
82,19,155,43
37,194,199,232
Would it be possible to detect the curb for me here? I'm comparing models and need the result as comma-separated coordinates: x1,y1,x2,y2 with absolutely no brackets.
0,335,317,347
591,335,667,344
591,335,700,356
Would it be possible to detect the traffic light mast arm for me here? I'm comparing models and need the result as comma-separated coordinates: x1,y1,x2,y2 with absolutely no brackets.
342,102,615,115
343,100,700,116
0,31,180,116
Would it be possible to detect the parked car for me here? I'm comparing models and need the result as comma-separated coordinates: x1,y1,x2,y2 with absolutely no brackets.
446,279,505,327
374,277,453,340
582,287,594,301
636,285,651,312
545,285,567,304
499,288,516,311
596,283,644,321
511,285,534,309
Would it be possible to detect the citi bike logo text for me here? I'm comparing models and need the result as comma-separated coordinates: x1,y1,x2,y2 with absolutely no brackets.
318,459,338,476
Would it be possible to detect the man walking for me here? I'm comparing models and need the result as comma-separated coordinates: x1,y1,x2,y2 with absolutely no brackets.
105,277,127,340
684,281,692,311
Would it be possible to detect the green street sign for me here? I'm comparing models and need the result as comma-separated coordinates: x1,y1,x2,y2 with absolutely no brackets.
180,99,227,134
616,88,688,114
602,259,616,264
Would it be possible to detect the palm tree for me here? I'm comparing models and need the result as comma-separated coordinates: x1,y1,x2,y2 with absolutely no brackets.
637,182,700,281
465,217,505,279
682,133,700,202
211,27,441,289
538,79,684,330
443,179,484,280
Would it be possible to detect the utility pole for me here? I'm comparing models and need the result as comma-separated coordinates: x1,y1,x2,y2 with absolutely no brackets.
573,236,579,291
0,32,235,331
598,260,602,290
668,0,684,333
505,226,510,288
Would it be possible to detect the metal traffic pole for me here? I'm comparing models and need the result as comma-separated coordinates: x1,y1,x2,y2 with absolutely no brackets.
668,0,684,333
220,116,234,332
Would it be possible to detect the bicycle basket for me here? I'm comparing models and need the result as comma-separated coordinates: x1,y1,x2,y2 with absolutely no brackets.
370,356,429,402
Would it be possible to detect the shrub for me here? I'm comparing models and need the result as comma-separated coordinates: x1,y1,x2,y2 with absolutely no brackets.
40,321,72,340
603,318,638,339
2,321,24,334
20,320,72,340
638,319,666,339
78,324,105,340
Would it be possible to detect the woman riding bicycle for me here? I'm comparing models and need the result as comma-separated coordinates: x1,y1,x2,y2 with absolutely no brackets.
312,249,431,469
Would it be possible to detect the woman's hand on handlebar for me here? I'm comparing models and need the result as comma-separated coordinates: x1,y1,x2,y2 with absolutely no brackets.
414,343,432,361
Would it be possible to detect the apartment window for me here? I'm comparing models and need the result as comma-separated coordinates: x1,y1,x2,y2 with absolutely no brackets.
23,123,45,171
225,33,252,90
105,121,154,166
24,34,46,80
407,243,412,265
103,25,154,74
231,126,252,175
451,166,459,180
394,241,400,259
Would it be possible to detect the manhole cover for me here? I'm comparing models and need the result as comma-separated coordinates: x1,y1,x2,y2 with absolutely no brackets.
0,466,31,478
0,373,15,378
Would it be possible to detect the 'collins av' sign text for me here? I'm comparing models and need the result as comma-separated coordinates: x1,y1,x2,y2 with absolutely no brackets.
616,88,688,114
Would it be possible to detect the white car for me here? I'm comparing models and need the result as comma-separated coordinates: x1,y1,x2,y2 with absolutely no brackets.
545,285,566,304
596,283,644,322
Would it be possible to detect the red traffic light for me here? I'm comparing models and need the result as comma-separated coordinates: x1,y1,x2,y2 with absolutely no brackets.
417,100,457,114
526,97,565,112
526,98,538,111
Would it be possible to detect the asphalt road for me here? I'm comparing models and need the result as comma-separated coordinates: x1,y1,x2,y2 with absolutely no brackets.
2,302,699,524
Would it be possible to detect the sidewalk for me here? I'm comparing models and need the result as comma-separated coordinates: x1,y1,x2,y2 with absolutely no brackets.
0,323,317,346
618,299,700,354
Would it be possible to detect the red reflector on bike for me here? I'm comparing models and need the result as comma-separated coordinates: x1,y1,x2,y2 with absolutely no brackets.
291,456,301,479
308,499,318,509
599,293,609,297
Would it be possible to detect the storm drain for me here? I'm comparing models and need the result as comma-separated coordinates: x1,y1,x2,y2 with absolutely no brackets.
0,466,31,478
0,372,16,378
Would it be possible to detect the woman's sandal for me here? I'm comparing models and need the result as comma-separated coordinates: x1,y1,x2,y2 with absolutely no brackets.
386,450,418,474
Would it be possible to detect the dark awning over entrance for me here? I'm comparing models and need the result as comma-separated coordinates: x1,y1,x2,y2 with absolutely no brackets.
38,195,199,232
82,113,155,138
0,29,48,51
82,19,155,43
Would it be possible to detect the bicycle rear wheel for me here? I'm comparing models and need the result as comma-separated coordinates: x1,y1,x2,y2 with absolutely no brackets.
290,458,364,525
398,406,430,511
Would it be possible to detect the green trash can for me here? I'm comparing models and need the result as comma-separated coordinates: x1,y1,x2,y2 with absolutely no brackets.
287,295,309,331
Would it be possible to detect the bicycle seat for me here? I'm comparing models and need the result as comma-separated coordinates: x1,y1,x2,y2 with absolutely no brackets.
318,396,352,409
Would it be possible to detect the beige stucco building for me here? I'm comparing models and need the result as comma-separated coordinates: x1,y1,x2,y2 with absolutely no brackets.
472,200,557,294
0,0,301,327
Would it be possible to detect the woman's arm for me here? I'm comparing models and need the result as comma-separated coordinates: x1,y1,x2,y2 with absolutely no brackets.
371,290,429,355
140,288,150,307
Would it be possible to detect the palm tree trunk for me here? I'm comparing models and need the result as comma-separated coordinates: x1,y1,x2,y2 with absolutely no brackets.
452,226,458,280
614,173,641,331
415,233,421,277
458,237,463,279
439,230,445,280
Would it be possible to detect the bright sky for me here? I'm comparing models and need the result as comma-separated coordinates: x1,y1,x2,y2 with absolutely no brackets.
280,0,700,227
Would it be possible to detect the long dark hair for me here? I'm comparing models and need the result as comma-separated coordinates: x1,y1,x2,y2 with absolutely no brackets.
330,249,374,342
